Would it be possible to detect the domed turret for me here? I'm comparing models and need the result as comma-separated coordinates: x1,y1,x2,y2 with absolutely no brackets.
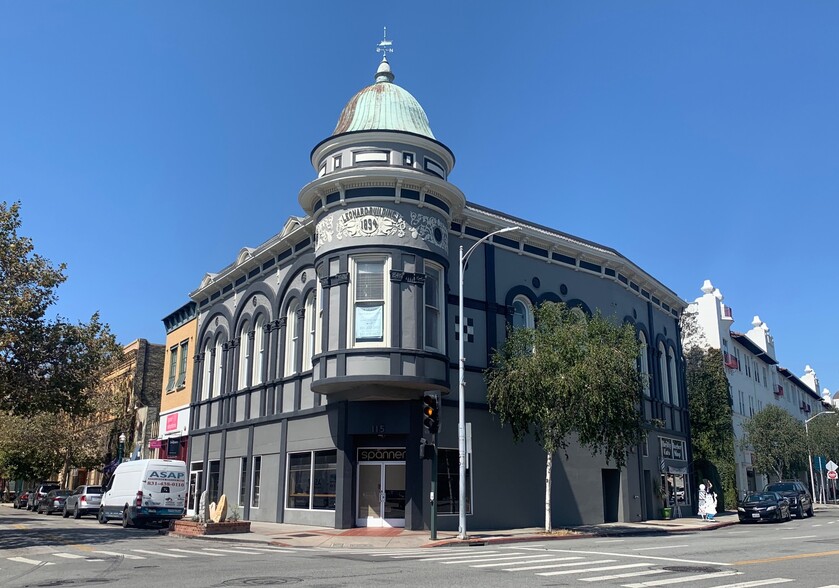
332,57,435,139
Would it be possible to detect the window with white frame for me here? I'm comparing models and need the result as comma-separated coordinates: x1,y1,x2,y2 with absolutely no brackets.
237,321,250,390
303,293,316,371
252,315,265,386
201,339,212,401
424,262,444,352
511,295,534,330
659,342,670,404
213,336,225,397
285,301,299,375
639,331,650,397
166,346,178,391
350,257,389,346
176,340,188,388
315,277,323,355
668,349,679,406
251,456,262,508
286,450,337,510
238,457,248,507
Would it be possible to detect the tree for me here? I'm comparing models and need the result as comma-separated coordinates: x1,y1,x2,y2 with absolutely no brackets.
807,411,839,467
485,301,646,532
0,201,123,416
742,405,807,480
685,346,737,508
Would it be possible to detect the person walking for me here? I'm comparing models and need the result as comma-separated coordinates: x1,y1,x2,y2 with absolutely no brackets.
698,483,708,520
704,480,718,521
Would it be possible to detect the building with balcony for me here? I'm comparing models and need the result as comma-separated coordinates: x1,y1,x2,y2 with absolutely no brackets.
686,280,828,494
186,52,689,530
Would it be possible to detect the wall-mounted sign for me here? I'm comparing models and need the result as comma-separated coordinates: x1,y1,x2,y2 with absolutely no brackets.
165,413,178,432
357,448,406,462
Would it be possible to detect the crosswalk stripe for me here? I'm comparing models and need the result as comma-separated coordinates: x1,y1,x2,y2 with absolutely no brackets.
441,553,549,565
395,550,507,560
169,548,226,557
202,548,269,555
504,559,616,572
92,551,145,559
581,569,668,582
632,545,689,551
8,557,54,566
132,549,186,558
623,570,742,587
705,579,794,588
227,546,296,553
52,553,86,559
472,556,583,568
539,563,650,577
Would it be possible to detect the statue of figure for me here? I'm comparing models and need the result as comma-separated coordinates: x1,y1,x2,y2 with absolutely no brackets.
198,490,209,524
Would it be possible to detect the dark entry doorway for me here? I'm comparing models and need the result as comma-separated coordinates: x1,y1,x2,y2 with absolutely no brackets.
602,468,621,523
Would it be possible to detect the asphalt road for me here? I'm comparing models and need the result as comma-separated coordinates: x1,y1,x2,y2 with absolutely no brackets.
3,505,839,587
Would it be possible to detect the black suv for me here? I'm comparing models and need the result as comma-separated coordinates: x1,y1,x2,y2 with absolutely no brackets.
764,481,813,518
27,482,60,511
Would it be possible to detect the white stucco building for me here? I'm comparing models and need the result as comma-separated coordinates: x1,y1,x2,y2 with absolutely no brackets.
686,280,828,495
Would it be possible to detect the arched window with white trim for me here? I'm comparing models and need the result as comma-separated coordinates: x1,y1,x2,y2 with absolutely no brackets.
303,293,316,371
213,335,225,397
668,347,679,407
252,315,265,386
639,331,650,397
285,301,299,375
659,341,670,404
238,321,250,390
511,296,534,330
201,339,212,401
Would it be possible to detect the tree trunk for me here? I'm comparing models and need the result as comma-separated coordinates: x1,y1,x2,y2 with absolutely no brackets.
545,452,553,533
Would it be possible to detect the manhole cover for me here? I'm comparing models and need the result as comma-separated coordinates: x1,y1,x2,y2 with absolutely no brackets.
220,579,302,586
662,566,721,574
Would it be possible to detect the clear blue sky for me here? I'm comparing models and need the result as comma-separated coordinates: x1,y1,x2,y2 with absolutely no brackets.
2,2,836,393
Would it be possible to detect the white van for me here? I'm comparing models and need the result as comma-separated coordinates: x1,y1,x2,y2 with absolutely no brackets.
98,459,187,528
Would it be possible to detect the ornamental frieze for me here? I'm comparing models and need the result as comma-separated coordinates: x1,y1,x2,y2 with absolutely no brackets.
315,206,448,253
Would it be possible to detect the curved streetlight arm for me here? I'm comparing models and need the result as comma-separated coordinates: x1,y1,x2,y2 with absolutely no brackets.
457,225,519,540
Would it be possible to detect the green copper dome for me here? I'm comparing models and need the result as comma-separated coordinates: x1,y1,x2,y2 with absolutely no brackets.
332,58,435,139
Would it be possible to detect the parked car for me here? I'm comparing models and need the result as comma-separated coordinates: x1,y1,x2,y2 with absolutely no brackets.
37,489,72,515
738,491,791,523
764,480,813,518
13,489,32,509
63,485,103,519
27,482,60,511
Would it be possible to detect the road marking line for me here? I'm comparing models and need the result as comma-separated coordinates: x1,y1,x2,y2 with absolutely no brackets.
595,539,626,543
539,563,649,577
735,549,839,565
225,546,295,553
201,548,269,555
504,559,615,572
623,570,742,587
524,547,729,566
394,550,506,560
471,556,577,567
632,544,689,551
582,569,667,582
92,551,145,559
784,535,817,539
132,549,186,558
724,531,751,534
441,554,535,564
8,557,54,566
53,553,86,559
169,548,226,556
705,579,794,588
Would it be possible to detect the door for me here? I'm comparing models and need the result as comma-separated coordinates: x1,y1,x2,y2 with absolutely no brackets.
356,462,405,527
187,469,203,516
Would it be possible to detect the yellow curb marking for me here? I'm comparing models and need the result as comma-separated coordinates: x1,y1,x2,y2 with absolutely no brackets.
72,544,95,552
734,549,839,565
13,524,28,529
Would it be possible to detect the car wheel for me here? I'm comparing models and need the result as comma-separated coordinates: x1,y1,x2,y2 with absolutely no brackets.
62,506,69,518
74,505,81,520
807,505,814,517
122,508,131,529
98,507,108,524
797,505,805,518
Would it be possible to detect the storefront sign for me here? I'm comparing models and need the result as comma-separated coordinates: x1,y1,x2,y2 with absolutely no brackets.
357,448,406,462
167,437,180,458
158,407,190,438
149,439,163,449
166,413,178,432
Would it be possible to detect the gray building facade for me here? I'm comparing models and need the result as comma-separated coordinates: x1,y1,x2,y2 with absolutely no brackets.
187,55,690,530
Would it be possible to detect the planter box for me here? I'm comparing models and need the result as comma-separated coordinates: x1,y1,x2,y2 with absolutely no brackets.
170,519,251,537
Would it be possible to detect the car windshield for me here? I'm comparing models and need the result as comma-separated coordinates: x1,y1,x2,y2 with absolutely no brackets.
52,490,72,496
766,483,796,492
85,486,102,494
745,493,776,503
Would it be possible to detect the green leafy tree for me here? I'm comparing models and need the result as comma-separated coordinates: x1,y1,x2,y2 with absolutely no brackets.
742,404,807,480
0,201,123,416
685,346,737,508
807,411,839,467
485,301,646,532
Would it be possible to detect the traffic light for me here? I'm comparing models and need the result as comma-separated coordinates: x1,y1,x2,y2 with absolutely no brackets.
422,394,439,435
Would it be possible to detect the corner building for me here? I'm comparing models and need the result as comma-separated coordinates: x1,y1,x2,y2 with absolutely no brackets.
187,57,689,529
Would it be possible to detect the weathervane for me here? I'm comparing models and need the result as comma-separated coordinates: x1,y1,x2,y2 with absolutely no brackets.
376,27,393,60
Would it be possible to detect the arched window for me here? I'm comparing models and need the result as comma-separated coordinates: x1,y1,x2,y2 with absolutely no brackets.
659,342,670,404
668,348,679,406
303,293,316,371
201,339,212,401
639,332,650,397
213,336,225,397
252,315,265,386
285,301,299,375
238,321,250,390
511,296,534,330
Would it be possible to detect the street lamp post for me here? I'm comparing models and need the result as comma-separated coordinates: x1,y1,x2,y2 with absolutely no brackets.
805,411,835,504
117,432,126,463
457,225,519,540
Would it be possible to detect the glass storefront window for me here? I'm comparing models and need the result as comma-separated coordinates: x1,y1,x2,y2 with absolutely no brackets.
286,450,336,510
313,451,336,510
436,448,472,515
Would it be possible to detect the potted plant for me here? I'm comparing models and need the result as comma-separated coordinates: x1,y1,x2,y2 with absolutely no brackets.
656,481,672,519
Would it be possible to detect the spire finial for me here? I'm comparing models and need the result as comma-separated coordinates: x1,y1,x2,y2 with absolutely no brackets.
376,27,394,61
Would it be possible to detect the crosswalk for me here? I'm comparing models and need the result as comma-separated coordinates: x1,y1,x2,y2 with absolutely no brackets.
366,547,825,587
2,544,297,569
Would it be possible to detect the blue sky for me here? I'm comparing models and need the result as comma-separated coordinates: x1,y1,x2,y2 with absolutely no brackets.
1,2,836,393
